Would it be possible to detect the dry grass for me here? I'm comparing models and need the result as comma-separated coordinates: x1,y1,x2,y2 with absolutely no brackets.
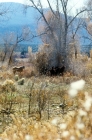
0,58,92,140
21,67,36,78
0,88,92,140
0,76,91,140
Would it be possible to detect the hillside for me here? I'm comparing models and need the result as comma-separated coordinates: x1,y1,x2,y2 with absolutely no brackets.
0,2,91,54
0,2,38,26
0,2,41,46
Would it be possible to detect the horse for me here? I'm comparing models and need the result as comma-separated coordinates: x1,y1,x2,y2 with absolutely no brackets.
12,66,25,74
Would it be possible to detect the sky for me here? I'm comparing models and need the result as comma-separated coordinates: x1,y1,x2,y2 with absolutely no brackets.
0,0,26,4
0,0,85,7
0,0,86,14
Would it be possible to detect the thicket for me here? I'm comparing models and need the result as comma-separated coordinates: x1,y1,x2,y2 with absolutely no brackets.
33,43,92,77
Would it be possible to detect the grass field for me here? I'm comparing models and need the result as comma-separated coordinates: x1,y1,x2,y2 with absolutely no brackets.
0,62,92,140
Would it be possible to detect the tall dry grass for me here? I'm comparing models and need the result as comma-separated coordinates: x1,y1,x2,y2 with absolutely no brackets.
0,79,92,140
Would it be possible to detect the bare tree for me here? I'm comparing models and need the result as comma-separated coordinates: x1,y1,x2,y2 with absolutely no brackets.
86,0,92,19
28,0,87,68
0,3,13,64
0,3,13,23
68,18,83,59
2,32,15,63
37,10,64,66
81,0,92,47
9,26,31,65
2,26,31,65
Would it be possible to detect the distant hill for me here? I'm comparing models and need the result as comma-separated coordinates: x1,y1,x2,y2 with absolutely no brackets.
0,2,41,46
0,2,38,26
0,2,91,54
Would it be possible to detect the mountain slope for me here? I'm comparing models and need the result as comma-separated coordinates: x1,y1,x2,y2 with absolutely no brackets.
0,2,91,54
0,2,41,45
0,2,38,26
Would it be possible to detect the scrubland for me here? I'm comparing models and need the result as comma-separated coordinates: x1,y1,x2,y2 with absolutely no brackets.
0,56,92,140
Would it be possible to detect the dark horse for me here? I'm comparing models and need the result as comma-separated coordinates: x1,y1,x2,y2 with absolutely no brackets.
49,66,65,76
49,67,56,76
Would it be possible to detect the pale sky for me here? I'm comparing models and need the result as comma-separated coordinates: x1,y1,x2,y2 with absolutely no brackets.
0,0,86,14
0,0,85,7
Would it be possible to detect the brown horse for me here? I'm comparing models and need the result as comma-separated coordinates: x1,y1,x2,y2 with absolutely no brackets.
12,66,25,74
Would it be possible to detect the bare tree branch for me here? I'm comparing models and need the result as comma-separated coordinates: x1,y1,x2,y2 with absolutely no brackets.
46,0,56,16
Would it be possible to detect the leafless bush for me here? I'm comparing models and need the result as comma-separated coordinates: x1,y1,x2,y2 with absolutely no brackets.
90,49,92,59
23,68,36,77
0,49,5,62
68,58,91,77
35,51,49,75
35,44,63,75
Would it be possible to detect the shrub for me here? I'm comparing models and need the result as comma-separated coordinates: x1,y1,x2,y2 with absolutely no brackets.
14,75,19,81
90,49,92,59
2,79,15,92
68,58,91,77
17,78,25,85
22,67,36,78
35,52,49,75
